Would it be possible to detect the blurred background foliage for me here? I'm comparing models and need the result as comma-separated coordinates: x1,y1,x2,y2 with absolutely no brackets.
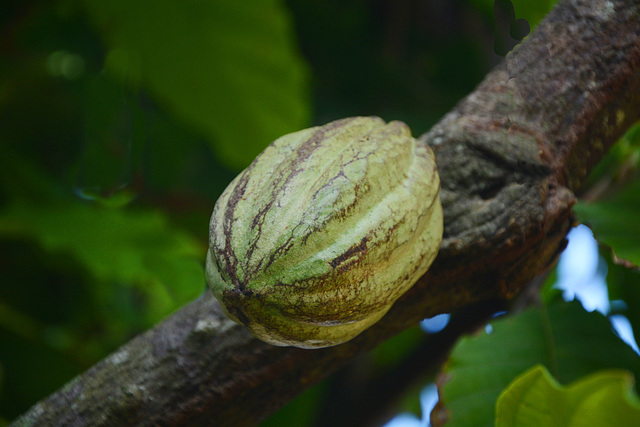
1,0,639,425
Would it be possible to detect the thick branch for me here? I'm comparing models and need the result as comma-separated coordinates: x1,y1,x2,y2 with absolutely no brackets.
13,0,640,425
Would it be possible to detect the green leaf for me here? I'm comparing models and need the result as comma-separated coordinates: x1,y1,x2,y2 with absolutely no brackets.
82,0,311,170
509,0,558,29
496,365,640,427
539,264,563,305
261,381,327,427
463,0,558,30
602,246,640,346
0,202,205,323
580,122,640,192
575,179,640,268
436,301,640,427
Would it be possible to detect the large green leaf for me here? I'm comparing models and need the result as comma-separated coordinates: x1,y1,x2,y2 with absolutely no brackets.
496,365,640,427
0,202,205,324
83,0,311,170
436,301,640,426
575,180,640,268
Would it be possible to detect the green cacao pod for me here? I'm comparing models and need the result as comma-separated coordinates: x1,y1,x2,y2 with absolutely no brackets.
206,117,442,348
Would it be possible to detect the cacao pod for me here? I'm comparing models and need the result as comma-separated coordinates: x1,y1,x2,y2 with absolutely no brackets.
206,116,442,348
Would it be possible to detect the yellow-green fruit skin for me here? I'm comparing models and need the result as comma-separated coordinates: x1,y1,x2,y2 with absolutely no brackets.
206,117,442,349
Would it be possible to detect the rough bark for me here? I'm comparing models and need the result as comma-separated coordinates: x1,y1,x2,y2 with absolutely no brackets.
12,0,640,425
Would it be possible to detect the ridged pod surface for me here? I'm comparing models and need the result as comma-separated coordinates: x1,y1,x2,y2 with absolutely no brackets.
206,117,442,348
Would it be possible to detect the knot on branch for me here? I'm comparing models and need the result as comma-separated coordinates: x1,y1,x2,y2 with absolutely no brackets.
421,112,551,258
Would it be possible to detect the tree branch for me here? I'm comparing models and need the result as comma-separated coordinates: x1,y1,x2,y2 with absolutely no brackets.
13,0,640,425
